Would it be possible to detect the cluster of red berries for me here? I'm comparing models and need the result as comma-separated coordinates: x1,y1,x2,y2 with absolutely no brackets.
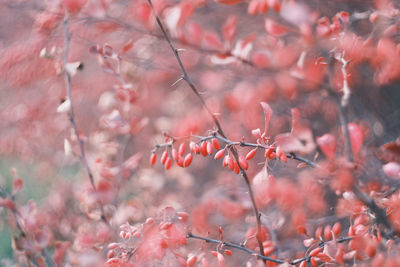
150,135,290,171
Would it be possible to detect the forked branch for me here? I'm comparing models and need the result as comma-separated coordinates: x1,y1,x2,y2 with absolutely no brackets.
147,0,267,261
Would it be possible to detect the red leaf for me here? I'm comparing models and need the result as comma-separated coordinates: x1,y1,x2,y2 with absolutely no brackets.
178,2,194,26
122,39,134,53
265,18,289,36
0,198,15,210
187,255,197,267
275,109,315,154
12,178,24,195
222,15,237,43
247,0,260,15
203,31,224,49
347,123,363,157
268,0,281,12
63,0,87,14
215,0,243,5
217,252,226,267
316,134,336,160
185,22,204,45
251,51,270,68
134,2,152,26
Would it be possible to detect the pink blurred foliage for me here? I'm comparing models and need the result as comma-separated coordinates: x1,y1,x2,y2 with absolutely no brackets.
0,0,400,266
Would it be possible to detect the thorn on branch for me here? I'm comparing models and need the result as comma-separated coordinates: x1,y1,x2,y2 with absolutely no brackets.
170,76,184,87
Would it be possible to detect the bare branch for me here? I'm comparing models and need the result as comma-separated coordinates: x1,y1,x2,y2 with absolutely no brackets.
63,13,108,224
187,232,352,265
146,0,267,260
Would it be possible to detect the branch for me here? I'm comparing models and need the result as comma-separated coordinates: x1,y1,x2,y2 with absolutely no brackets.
0,186,55,266
187,232,284,264
147,0,267,261
63,13,108,224
187,232,352,265
329,53,395,238
153,133,319,168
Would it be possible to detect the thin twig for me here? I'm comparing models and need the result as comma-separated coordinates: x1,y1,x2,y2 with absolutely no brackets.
187,232,352,265
63,13,108,224
147,0,267,261
187,232,284,264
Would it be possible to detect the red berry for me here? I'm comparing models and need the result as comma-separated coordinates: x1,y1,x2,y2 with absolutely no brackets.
214,149,225,160
206,141,213,155
224,249,232,256
190,142,199,154
161,151,168,165
246,148,257,160
238,155,248,169
178,143,185,156
172,148,179,162
310,247,322,257
150,153,157,165
212,138,220,150
183,154,193,167
265,148,275,159
233,161,240,174
223,155,229,167
332,222,341,236
200,142,208,156
227,156,234,170
165,157,172,170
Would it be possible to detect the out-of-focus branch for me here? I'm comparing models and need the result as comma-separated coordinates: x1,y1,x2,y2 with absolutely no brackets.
187,232,284,264
187,232,352,265
330,53,395,238
146,0,267,261
63,13,108,224
0,186,55,266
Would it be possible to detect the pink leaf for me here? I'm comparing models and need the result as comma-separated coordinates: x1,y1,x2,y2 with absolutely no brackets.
260,102,273,135
122,39,134,53
323,241,338,260
215,0,243,5
178,2,194,26
317,134,336,160
222,15,237,43
251,128,262,139
265,18,289,36
217,252,226,267
203,31,223,49
185,22,203,45
134,2,152,26
275,109,315,154
251,51,270,68
12,178,24,195
347,123,363,157
383,162,400,179
290,108,301,133
268,0,281,12
63,0,87,14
